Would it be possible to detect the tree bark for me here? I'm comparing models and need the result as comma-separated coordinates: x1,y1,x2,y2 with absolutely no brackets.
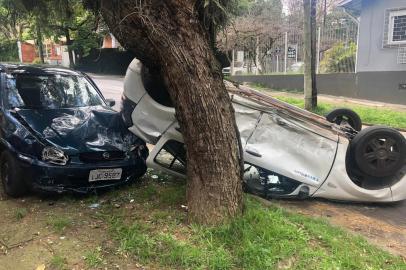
95,0,243,224
36,22,45,63
64,28,75,68
303,0,317,110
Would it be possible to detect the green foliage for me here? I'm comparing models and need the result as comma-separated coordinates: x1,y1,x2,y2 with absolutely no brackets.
47,216,72,233
44,0,103,58
70,20,103,58
108,189,406,270
0,39,18,61
84,247,105,268
0,0,102,62
49,255,68,270
0,0,28,40
275,96,406,129
320,42,357,73
14,207,28,220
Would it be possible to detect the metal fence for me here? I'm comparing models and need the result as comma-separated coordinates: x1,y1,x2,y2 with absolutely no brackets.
234,15,359,75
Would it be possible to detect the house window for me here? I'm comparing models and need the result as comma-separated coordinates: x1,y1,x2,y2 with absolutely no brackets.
388,10,406,45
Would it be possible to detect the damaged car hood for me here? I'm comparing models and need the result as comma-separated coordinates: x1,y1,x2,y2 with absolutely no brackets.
15,106,138,154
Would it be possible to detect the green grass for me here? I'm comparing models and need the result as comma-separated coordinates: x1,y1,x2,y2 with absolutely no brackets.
104,179,406,270
49,255,67,270
275,96,406,129
14,208,28,220
246,83,406,129
84,247,105,268
47,216,72,234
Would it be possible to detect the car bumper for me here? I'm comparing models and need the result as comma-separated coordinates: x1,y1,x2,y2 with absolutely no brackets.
16,153,147,194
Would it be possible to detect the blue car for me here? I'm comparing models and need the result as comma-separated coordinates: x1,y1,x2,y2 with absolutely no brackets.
0,64,148,197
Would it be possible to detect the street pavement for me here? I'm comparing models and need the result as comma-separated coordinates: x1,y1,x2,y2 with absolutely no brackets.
89,73,406,228
90,73,124,111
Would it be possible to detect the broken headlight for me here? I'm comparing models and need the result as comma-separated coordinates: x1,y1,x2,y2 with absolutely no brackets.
42,147,69,165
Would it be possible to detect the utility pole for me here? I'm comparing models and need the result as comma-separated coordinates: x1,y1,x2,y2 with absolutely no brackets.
284,32,288,74
303,0,317,110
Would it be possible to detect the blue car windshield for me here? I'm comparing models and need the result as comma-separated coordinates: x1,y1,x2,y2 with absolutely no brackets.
5,74,105,109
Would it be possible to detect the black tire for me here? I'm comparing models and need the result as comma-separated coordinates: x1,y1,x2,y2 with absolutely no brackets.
326,108,362,131
350,126,406,178
0,151,29,197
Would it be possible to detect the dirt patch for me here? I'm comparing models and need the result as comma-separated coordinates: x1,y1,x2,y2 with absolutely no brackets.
0,189,147,270
275,199,406,258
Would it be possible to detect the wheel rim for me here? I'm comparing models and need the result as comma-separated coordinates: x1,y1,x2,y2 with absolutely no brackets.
334,115,352,127
362,136,400,171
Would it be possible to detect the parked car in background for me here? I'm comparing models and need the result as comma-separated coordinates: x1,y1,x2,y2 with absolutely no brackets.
121,59,406,203
289,62,304,73
0,64,148,197
222,61,259,75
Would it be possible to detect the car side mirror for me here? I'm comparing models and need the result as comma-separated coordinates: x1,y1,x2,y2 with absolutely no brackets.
106,99,116,107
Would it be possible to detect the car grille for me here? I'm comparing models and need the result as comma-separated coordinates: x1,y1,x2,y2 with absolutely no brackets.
79,151,126,163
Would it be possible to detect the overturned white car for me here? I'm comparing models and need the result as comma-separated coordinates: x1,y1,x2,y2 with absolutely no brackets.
121,59,406,203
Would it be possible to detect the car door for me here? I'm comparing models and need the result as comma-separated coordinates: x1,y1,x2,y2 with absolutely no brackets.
146,100,263,178
244,111,339,190
146,124,186,178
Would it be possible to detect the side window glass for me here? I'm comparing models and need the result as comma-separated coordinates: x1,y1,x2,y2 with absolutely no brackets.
5,77,24,108
154,140,186,174
243,163,301,197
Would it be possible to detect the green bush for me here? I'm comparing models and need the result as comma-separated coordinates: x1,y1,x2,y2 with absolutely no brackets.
32,58,42,64
320,42,356,73
0,40,19,62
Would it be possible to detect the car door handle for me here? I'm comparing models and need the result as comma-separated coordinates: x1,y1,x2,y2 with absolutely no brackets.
245,147,262,158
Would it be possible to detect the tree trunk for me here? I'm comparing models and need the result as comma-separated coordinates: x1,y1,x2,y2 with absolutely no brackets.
65,28,75,68
303,0,317,110
36,22,44,63
255,36,260,75
231,49,235,76
95,0,243,225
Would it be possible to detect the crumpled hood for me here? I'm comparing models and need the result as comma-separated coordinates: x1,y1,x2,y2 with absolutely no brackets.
15,106,140,155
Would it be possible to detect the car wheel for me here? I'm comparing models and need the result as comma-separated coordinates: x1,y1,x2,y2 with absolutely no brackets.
0,151,29,197
351,126,406,178
326,108,362,131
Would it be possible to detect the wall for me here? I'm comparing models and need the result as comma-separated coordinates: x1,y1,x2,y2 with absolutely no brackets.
60,46,74,67
357,0,406,72
21,43,36,63
75,48,136,75
102,35,113,48
231,73,406,105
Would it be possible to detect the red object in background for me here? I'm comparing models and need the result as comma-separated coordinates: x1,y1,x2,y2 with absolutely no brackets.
21,43,36,63
103,35,113,48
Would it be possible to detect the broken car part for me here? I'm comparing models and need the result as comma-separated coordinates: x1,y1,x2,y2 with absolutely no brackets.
121,59,406,203
0,64,148,197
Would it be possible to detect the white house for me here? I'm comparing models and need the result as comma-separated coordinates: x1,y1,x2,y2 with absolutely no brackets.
340,0,406,72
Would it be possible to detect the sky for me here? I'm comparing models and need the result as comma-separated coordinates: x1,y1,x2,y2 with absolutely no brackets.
282,0,289,15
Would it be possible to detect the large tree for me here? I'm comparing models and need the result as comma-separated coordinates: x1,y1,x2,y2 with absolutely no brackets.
0,0,28,41
47,0,100,67
86,0,243,225
18,0,101,66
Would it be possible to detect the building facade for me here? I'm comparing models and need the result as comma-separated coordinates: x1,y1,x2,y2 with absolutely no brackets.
341,0,406,72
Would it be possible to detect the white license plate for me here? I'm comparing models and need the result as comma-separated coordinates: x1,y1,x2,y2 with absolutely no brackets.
89,168,122,182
